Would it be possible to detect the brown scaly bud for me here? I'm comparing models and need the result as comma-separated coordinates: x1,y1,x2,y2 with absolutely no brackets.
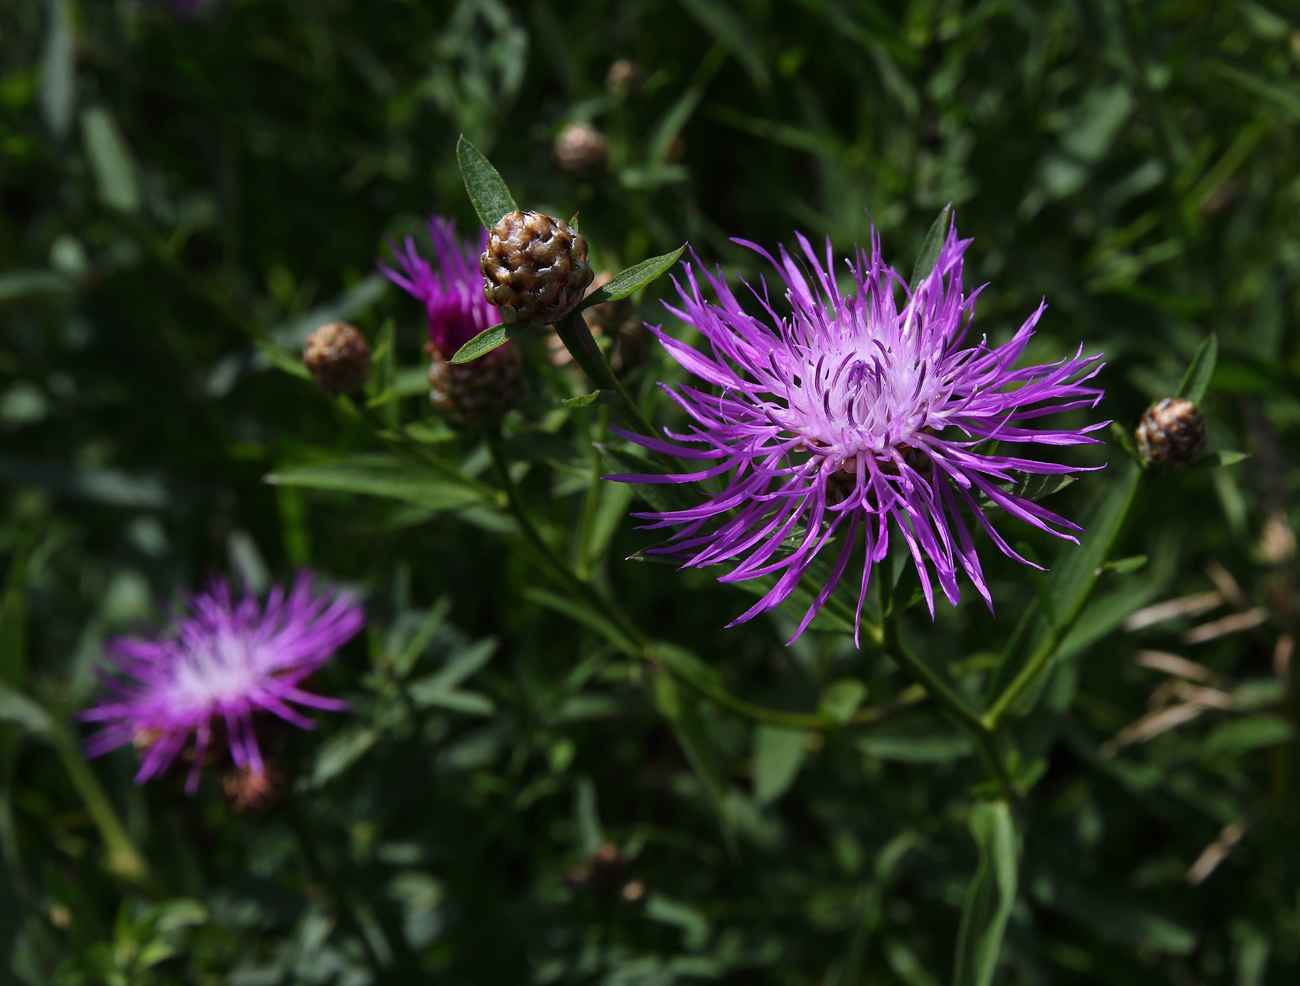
555,123,610,179
221,760,288,814
303,321,371,394
1136,397,1206,467
605,59,643,95
481,211,594,325
429,343,525,425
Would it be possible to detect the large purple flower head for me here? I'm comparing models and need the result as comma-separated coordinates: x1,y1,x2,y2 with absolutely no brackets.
613,223,1106,644
381,216,499,359
82,573,363,792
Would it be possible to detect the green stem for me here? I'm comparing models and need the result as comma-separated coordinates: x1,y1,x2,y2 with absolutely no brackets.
553,311,658,438
49,729,153,888
484,427,646,650
350,399,502,504
878,569,1013,795
983,464,1145,731
486,427,913,732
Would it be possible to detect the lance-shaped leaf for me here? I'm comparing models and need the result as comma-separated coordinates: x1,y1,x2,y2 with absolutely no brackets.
451,320,541,364
910,203,953,288
457,135,518,230
953,799,1019,986
266,455,488,511
577,246,686,311
1175,333,1217,404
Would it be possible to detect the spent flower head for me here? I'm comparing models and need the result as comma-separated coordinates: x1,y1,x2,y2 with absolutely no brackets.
612,223,1106,643
82,573,363,792
382,216,499,359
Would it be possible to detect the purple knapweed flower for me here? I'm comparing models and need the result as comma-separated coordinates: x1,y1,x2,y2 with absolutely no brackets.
612,223,1106,644
82,574,363,792
380,216,499,359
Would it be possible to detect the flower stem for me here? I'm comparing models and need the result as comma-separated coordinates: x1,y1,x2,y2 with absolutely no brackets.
553,311,658,438
484,426,646,650
485,426,915,733
982,462,1145,731
877,563,1014,796
49,727,154,888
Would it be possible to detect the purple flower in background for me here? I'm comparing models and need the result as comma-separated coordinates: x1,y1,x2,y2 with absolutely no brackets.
82,574,363,792
381,217,499,359
612,223,1106,644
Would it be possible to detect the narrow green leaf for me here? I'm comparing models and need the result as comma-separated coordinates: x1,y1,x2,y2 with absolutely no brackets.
986,460,1143,712
40,0,75,141
677,0,770,90
391,597,453,679
0,682,53,737
819,680,868,724
974,472,1077,510
257,340,311,380
910,203,953,289
371,318,398,429
1203,715,1294,756
574,777,603,857
451,320,538,364
309,725,380,787
407,688,495,716
524,587,638,656
456,135,518,230
952,800,1019,986
1097,554,1147,575
410,637,497,693
562,390,617,408
1190,449,1248,469
266,454,486,511
577,246,686,310
1175,334,1217,404
80,106,141,214
752,725,808,803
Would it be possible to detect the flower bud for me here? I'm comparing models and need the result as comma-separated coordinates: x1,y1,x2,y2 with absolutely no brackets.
481,211,594,324
605,59,643,95
221,760,287,814
554,123,609,179
303,321,371,394
429,344,524,425
1136,397,1206,466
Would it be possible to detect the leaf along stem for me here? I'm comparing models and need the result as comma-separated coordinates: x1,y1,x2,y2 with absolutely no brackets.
485,426,913,733
982,462,1145,731
878,563,1014,796
553,310,658,439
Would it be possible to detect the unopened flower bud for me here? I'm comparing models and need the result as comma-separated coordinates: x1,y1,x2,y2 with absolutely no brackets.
481,211,594,324
1136,397,1205,466
303,321,371,394
221,760,287,814
428,344,524,425
554,123,609,179
605,59,643,95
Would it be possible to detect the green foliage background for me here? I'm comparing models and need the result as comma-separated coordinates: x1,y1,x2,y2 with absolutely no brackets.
2,0,1299,984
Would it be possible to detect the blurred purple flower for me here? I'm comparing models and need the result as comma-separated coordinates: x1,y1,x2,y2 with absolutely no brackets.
381,217,499,359
82,574,362,792
611,223,1106,643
